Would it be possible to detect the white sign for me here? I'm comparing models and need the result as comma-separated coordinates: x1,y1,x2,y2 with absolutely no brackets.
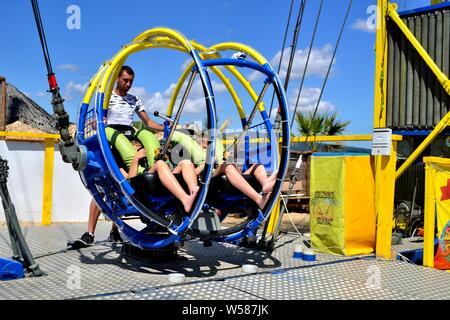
371,128,392,156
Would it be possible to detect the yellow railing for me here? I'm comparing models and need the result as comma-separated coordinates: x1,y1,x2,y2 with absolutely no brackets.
0,131,60,225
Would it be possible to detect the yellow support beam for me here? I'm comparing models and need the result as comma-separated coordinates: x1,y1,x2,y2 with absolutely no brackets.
0,131,60,140
0,131,59,225
423,158,437,268
387,2,450,179
41,138,55,225
396,114,450,180
387,3,450,92
291,134,402,143
265,197,280,234
375,141,398,259
263,139,282,236
292,134,372,142
374,0,389,128
222,134,385,145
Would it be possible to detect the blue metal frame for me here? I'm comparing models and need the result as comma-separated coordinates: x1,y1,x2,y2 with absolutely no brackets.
77,52,290,249
195,58,290,243
393,129,450,137
76,48,217,249
399,2,450,18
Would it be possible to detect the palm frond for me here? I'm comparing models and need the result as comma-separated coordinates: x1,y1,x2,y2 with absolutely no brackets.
294,110,350,151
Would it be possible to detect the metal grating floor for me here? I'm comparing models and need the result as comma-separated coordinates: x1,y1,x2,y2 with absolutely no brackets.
0,222,449,300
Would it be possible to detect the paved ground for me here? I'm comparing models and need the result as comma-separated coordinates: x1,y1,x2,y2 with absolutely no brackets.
0,220,449,300
0,212,310,232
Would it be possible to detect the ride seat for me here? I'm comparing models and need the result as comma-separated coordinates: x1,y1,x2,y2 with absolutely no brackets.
130,172,190,196
209,174,261,196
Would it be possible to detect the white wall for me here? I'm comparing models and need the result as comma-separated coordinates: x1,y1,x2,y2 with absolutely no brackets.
0,140,92,222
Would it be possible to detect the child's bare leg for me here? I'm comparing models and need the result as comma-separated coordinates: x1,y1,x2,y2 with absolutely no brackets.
244,164,277,194
151,160,196,212
223,164,267,209
177,160,199,194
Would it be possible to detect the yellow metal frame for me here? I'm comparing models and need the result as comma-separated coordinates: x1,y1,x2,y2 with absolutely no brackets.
423,157,450,272
374,0,389,129
373,0,450,258
166,41,268,119
384,3,450,180
42,138,55,225
423,157,438,268
81,28,285,235
0,131,60,225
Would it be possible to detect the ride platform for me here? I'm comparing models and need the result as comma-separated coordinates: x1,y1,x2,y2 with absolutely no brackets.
0,221,448,300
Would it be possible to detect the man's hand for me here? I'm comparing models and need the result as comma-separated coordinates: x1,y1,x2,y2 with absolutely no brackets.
134,148,147,161
138,110,164,132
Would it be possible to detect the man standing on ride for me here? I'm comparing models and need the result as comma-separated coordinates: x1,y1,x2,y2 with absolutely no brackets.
105,65,163,137
72,65,164,248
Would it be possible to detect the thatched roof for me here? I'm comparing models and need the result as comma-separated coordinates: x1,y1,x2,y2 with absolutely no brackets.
1,82,57,133
6,121,46,134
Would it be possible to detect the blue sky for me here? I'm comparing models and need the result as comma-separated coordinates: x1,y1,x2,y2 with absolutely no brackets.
0,0,435,142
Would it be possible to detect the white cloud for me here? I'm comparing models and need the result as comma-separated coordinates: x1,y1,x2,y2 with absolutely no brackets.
181,59,192,71
288,87,335,114
249,45,335,82
64,81,88,100
130,79,228,116
37,92,46,97
351,18,376,33
160,79,227,101
58,64,79,72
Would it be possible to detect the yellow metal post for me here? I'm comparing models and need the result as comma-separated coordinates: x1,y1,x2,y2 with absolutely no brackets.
41,138,55,225
265,197,281,234
373,0,389,128
375,141,398,259
423,159,436,268
265,139,283,235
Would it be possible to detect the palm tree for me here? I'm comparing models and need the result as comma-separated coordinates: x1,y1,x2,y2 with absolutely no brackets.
295,111,350,151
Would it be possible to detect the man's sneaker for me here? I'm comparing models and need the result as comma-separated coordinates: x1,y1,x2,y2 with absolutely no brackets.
109,229,123,243
80,232,95,246
68,232,94,249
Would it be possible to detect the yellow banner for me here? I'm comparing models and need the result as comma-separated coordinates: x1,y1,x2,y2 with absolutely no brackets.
310,155,376,256
431,161,450,270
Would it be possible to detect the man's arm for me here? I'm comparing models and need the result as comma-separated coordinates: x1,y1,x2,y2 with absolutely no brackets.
138,110,164,132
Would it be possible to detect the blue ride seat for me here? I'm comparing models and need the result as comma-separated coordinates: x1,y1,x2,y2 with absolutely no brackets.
208,174,261,197
130,172,190,196
106,128,263,219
